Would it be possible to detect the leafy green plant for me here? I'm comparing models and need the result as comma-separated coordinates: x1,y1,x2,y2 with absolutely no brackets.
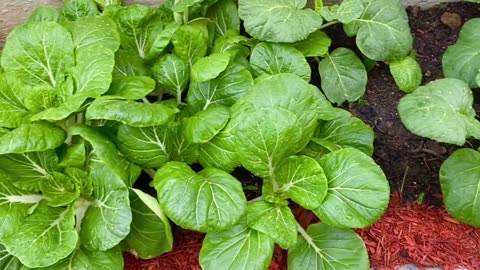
0,0,406,268
398,17,480,228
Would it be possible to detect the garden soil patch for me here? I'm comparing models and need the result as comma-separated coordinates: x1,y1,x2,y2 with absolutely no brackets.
125,2,480,269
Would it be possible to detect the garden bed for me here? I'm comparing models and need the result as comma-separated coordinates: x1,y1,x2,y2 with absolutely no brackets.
124,2,480,269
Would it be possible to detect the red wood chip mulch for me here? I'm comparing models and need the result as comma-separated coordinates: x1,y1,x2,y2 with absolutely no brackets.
124,192,480,269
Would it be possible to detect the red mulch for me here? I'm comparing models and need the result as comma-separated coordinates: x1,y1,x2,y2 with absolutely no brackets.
124,192,480,269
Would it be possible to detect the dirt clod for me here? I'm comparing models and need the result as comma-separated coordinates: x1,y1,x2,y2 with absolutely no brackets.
440,12,463,29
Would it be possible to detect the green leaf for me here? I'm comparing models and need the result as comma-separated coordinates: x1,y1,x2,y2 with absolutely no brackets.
344,0,412,61
122,189,173,259
106,76,156,100
40,172,79,207
319,47,367,104
320,0,363,23
172,24,208,66
239,0,323,43
2,203,78,268
246,201,297,249
389,56,422,93
47,246,123,270
206,0,241,38
250,43,311,81
0,74,31,128
172,0,208,12
62,0,99,20
152,54,190,101
0,243,23,270
212,31,251,58
113,49,150,77
276,155,328,209
199,221,275,270
292,30,331,57
314,148,389,228
198,129,239,172
439,149,480,227
0,151,59,191
1,22,74,88
0,122,66,155
59,141,87,169
94,0,122,9
27,6,60,23
86,98,178,127
65,167,92,197
288,223,369,270
68,15,120,51
154,162,247,232
398,78,480,145
192,53,231,82
443,19,480,88
183,105,230,144
79,159,131,251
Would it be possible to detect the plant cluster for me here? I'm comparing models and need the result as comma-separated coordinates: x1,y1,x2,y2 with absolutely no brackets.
0,0,417,269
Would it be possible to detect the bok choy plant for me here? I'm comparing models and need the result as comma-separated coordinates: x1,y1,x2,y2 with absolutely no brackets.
0,0,410,268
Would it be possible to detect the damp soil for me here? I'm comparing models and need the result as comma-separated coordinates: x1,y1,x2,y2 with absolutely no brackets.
126,2,480,269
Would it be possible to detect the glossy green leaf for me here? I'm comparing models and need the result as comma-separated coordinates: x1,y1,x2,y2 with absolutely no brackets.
212,32,251,58
389,56,422,93
200,221,275,270
319,47,367,104
292,30,331,57
183,105,230,144
247,201,297,249
68,15,120,51
59,141,86,169
122,189,173,259
152,54,189,101
27,6,60,23
172,0,208,12
198,129,240,172
320,0,363,23
65,168,92,197
0,74,31,128
239,0,323,43
172,24,208,66
192,53,231,82
2,203,77,268
0,122,66,155
206,0,240,38
113,49,150,77
276,155,328,209
154,162,247,232
250,43,311,81
439,149,480,227
314,148,389,228
40,172,79,207
344,0,412,61
0,244,23,270
443,19,480,88
86,98,178,127
288,223,369,270
398,78,480,145
47,246,123,270
61,0,99,20
106,76,156,100
1,22,74,88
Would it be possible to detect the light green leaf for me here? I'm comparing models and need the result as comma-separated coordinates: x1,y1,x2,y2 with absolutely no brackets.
106,76,156,100
212,31,251,58
172,0,207,12
389,56,422,93
250,43,311,81
314,148,389,228
27,6,60,23
198,129,240,172
183,105,230,144
192,53,231,82
246,201,297,249
443,19,480,88
2,203,78,268
94,0,122,9
0,243,23,270
320,0,363,23
292,30,331,57
199,221,275,270
398,78,480,145
86,98,178,127
239,0,323,43
1,22,74,88
164,121,200,164
113,49,150,77
0,151,59,191
319,47,367,104
65,167,92,197
154,162,247,232
276,155,328,209
79,159,131,251
68,15,120,51
439,149,480,227
59,140,87,169
206,0,241,38
288,223,369,270
344,0,412,61
172,24,208,66
152,54,189,101
47,246,123,270
0,122,66,155
122,189,173,259
62,0,99,20
40,172,79,207
0,74,31,128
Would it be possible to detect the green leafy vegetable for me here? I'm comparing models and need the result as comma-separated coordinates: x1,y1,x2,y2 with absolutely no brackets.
389,55,423,93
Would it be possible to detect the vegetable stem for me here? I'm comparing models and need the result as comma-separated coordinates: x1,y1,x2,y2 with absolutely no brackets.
248,196,263,204
296,222,321,253
144,168,156,179
318,20,341,30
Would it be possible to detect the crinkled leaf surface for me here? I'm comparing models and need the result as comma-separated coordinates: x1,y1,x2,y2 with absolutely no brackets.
183,105,230,144
152,54,189,100
106,76,156,100
314,148,389,228
191,53,231,82
288,223,369,270
40,172,79,207
292,30,331,57
68,15,120,51
250,42,311,81
62,0,99,20
443,19,480,88
2,203,77,268
172,24,208,66
320,0,363,23
344,0,412,61
200,221,274,270
440,149,480,227
154,162,246,232
398,78,480,145
239,0,323,43
198,129,239,172
27,6,60,23
389,55,422,93
275,155,328,210
47,246,123,270
206,0,240,38
246,201,297,249
0,74,31,128
122,189,173,259
113,49,150,77
319,47,367,104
